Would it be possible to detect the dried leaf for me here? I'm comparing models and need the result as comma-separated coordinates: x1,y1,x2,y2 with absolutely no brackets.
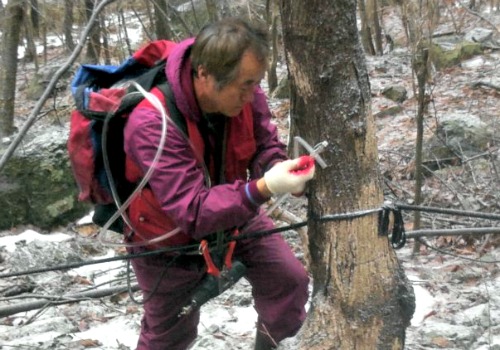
79,339,101,347
431,336,450,347
73,275,93,285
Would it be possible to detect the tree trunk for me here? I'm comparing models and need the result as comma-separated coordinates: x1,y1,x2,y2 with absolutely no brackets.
29,0,39,37
0,0,24,138
84,0,101,64
119,8,132,56
359,0,376,55
205,0,219,22
23,5,38,66
100,12,111,65
280,1,415,349
371,0,384,55
63,0,75,53
266,0,279,92
153,0,173,40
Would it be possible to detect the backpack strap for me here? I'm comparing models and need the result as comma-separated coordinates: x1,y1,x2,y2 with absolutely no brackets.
156,81,187,136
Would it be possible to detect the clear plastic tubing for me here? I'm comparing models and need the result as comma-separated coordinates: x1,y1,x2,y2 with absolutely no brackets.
99,83,328,248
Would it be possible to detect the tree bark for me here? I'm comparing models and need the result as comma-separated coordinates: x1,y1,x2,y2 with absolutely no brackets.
280,1,415,348
0,0,24,138
154,0,173,40
266,0,279,93
23,5,38,65
205,0,219,22
84,0,101,64
63,0,76,52
359,0,376,55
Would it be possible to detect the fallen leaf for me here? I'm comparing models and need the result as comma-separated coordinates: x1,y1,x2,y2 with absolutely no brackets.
431,336,450,348
79,339,100,347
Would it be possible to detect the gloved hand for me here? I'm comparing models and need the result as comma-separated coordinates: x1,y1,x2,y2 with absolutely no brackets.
264,155,316,195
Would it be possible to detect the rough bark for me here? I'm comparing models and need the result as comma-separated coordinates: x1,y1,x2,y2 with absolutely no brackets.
0,0,24,138
280,1,415,349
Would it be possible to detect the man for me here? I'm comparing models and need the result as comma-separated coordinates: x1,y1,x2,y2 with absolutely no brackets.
123,17,315,350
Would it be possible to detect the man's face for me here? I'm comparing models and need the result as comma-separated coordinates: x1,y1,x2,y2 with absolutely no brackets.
195,50,267,117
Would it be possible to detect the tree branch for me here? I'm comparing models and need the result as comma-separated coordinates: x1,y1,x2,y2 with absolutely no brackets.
0,283,139,318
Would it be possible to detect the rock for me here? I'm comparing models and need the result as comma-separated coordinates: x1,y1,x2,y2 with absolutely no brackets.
465,28,494,43
372,96,404,118
429,38,483,70
424,114,492,170
0,125,90,230
381,85,407,103
418,322,481,348
25,65,72,101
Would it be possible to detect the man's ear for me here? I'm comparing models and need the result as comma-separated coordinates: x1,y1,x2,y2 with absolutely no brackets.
196,65,209,80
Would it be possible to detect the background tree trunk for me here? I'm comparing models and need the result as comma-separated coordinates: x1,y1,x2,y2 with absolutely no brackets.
29,0,39,37
266,0,279,92
23,5,38,66
205,0,219,22
84,0,101,64
359,0,376,55
371,0,384,54
153,0,173,40
63,0,75,53
0,0,24,138
280,0,415,348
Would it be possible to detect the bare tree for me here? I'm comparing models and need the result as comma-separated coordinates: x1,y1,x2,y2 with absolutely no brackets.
359,0,376,55
205,0,219,22
280,0,415,348
359,0,383,55
63,0,76,52
266,0,279,92
153,0,174,39
84,0,101,63
29,0,39,36
23,3,38,66
0,0,25,138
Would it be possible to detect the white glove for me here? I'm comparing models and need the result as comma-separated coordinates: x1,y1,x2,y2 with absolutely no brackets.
264,156,316,195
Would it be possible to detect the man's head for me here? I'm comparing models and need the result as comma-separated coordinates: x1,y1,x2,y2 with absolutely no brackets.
191,18,269,117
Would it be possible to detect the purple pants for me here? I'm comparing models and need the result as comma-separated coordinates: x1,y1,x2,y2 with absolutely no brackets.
129,233,309,350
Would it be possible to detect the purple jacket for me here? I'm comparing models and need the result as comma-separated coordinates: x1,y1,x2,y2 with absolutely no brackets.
124,39,287,240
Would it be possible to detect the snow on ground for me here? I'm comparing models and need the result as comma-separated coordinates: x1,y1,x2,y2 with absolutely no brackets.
0,228,440,350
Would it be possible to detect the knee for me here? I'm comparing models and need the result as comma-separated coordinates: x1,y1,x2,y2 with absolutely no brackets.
282,260,309,294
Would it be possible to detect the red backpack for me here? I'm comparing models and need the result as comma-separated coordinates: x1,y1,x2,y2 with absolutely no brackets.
67,40,183,232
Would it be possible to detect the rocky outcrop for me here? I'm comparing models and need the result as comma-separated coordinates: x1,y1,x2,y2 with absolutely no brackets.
0,125,90,230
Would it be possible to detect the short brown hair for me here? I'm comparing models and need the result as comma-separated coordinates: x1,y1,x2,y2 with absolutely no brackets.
191,18,269,89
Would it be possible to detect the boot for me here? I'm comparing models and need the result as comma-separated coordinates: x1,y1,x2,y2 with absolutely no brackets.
254,329,277,350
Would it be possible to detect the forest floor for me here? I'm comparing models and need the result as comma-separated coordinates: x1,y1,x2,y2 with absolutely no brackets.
1,4,500,350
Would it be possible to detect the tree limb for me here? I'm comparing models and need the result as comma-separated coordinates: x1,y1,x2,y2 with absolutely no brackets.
0,283,139,318
0,0,118,172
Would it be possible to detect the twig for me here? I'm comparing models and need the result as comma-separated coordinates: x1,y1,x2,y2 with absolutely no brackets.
268,199,311,270
460,5,500,34
471,81,500,92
